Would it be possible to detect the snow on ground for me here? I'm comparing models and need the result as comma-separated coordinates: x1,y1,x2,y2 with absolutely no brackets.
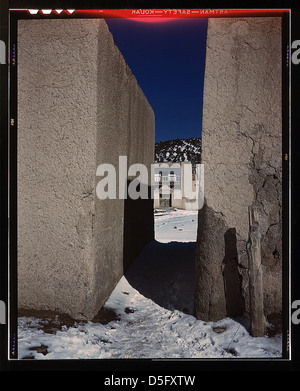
154,208,198,243
18,209,282,360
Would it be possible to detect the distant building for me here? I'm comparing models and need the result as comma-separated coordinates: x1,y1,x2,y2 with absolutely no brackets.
154,161,200,210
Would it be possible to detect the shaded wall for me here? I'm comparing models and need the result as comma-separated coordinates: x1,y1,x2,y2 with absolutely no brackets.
18,19,154,320
195,17,282,321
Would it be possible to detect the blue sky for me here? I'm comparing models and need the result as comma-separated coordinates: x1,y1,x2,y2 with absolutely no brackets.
105,18,208,142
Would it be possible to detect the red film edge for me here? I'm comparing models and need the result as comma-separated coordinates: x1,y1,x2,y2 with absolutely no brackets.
13,9,290,18
80,9,290,17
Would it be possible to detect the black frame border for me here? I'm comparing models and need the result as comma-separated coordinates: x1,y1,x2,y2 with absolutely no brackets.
2,4,294,371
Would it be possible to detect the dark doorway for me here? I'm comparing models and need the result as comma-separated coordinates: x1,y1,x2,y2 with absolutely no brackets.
123,180,154,272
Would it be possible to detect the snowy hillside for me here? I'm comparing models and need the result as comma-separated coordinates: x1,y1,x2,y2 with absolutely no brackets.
155,137,201,166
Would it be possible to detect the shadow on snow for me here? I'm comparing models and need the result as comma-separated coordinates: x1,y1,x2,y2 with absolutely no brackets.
125,239,196,316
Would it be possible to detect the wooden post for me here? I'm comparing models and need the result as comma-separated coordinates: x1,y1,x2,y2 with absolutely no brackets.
247,206,266,337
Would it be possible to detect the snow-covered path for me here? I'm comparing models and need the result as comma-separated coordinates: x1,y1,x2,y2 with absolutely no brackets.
154,208,198,243
18,210,282,359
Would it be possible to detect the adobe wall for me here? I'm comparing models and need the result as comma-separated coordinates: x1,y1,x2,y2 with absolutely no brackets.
195,17,282,321
17,19,155,320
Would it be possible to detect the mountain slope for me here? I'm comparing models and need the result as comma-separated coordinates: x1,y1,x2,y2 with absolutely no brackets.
155,137,202,166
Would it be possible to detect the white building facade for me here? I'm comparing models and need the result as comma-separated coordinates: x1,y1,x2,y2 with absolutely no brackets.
153,162,202,211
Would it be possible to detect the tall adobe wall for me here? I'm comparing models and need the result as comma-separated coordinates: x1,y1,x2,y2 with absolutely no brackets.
17,19,154,320
195,17,282,322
